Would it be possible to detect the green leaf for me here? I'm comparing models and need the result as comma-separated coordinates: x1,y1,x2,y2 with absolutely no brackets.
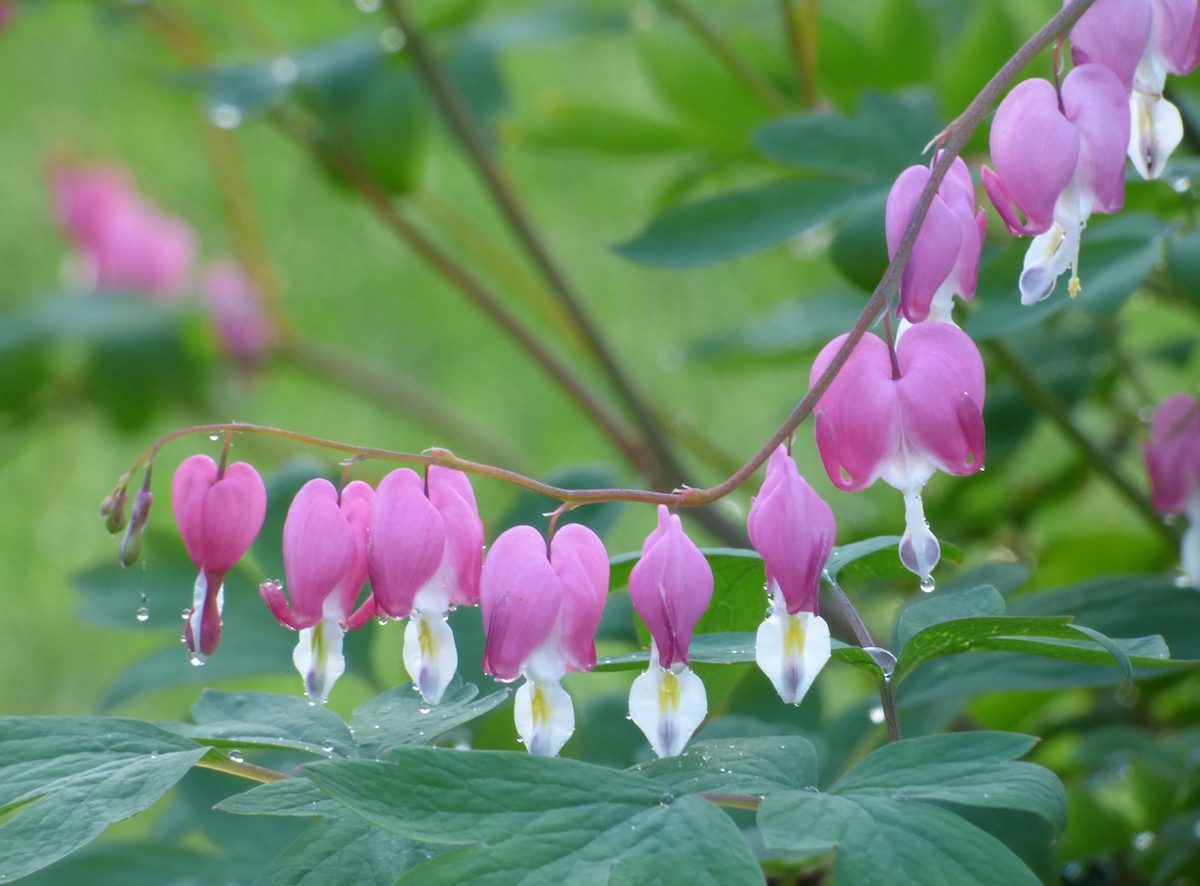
493,465,624,541
629,735,819,794
759,792,1041,885
306,748,762,885
184,690,356,756
0,718,206,882
754,91,940,179
614,178,874,269
595,631,869,673
348,677,511,755
1165,225,1200,307
685,292,868,366
895,585,1006,648
830,194,889,291
830,732,1066,829
15,842,234,886
218,778,436,885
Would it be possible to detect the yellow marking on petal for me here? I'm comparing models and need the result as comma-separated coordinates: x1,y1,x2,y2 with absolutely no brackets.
313,621,326,661
531,685,549,728
784,613,807,659
417,616,436,660
1068,275,1082,298
658,669,680,716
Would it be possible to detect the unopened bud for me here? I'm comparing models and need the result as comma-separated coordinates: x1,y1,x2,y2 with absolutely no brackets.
100,487,129,535
119,489,154,568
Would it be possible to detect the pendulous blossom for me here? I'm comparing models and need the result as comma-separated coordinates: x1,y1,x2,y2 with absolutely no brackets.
201,261,278,366
367,466,484,705
747,445,836,704
810,323,985,585
1144,392,1200,585
886,156,986,324
259,479,374,703
1069,0,1200,178
627,506,713,758
982,64,1130,305
171,454,267,663
51,163,195,300
480,524,608,756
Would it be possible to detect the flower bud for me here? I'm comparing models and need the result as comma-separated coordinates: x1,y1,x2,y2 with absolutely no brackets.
119,488,153,568
100,486,128,535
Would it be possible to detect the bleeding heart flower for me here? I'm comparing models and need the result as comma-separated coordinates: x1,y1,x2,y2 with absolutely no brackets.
1144,392,1200,585
810,323,985,585
259,478,374,703
747,445,836,704
201,261,278,366
480,524,608,756
982,64,1129,305
171,454,267,662
886,156,987,324
368,466,484,704
627,506,712,758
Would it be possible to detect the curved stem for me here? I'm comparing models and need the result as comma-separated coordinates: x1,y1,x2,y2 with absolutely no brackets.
824,575,902,742
779,0,819,108
699,790,764,811
196,754,288,783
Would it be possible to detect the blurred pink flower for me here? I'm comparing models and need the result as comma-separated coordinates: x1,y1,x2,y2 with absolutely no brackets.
201,261,278,365
886,156,986,324
1144,392,1200,585
259,478,374,703
982,65,1129,304
811,323,986,584
51,163,195,300
480,523,608,755
171,454,267,663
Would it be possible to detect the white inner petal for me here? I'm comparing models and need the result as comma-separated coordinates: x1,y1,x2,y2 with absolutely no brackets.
514,678,575,757
628,655,707,758
293,615,346,705
755,609,831,705
403,612,458,705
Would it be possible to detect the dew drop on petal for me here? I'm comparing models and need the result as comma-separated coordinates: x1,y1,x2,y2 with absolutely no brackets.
418,704,432,715
377,616,389,626
189,653,206,667
919,576,936,593
868,706,885,725
320,741,335,754
136,606,150,622
227,750,244,763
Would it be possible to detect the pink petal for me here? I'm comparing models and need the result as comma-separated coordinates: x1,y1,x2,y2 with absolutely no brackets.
887,165,963,322
1068,0,1153,90
51,164,134,248
628,506,713,668
895,324,987,475
480,526,561,681
427,467,484,606
282,479,354,626
199,461,268,574
810,334,902,491
1062,64,1132,215
172,454,218,569
987,79,1080,235
331,480,374,622
1154,0,1200,73
368,469,445,619
550,523,610,672
747,446,836,615
202,260,277,362
259,580,302,630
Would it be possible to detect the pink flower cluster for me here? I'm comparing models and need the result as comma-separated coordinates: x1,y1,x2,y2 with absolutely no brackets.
1145,393,1200,585
50,163,276,364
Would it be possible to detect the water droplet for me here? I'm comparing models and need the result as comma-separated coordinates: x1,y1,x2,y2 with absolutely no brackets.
189,653,206,667
1133,831,1155,851
227,749,244,763
1171,175,1192,193
379,27,405,53
447,604,458,613
863,646,898,677
181,608,191,620
320,740,335,754
1174,569,1194,588
868,705,885,725
355,0,381,10
136,606,150,622
919,575,936,593
210,103,243,130
208,433,221,441
149,751,158,760
270,57,299,84
625,713,633,721
377,616,389,626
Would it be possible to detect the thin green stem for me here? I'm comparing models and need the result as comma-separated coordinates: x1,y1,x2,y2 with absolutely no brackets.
779,0,819,108
986,340,1174,547
699,790,764,811
825,575,901,742
196,755,288,783
657,0,790,113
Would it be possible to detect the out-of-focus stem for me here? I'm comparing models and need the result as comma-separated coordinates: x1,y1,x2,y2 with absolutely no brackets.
282,337,527,469
986,340,1174,547
657,0,790,113
196,755,288,783
779,0,819,107
825,575,901,742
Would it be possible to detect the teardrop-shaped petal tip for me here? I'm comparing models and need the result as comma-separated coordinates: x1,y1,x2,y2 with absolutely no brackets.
403,613,459,705
628,661,707,758
755,611,831,704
